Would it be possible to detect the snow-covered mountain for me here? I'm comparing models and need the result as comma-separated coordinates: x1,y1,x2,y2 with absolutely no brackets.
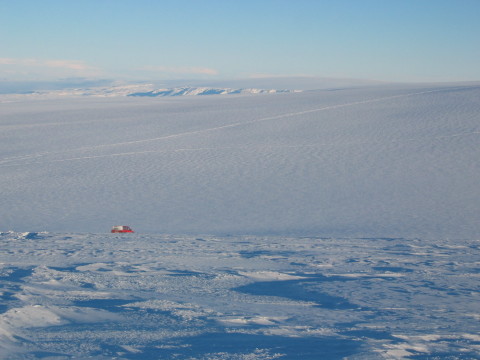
0,83,301,100
128,86,301,97
0,76,380,96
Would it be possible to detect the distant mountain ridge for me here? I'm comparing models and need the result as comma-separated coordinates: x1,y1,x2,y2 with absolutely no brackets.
0,76,381,96
0,83,301,99
128,86,301,97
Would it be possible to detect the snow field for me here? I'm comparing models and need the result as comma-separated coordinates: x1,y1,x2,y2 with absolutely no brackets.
0,232,478,359
1,82,480,358
1,84,480,236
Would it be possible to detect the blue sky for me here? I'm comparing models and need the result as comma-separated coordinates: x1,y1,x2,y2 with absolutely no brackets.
1,0,479,82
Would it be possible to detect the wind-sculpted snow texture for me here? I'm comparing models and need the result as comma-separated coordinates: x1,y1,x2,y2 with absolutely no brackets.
0,232,478,359
1,83,480,237
1,83,480,359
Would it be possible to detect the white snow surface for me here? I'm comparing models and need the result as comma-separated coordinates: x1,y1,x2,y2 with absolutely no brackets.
1,82,480,358
1,82,480,237
0,231,478,359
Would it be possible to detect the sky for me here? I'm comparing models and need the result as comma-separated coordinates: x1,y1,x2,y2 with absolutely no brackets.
1,0,480,83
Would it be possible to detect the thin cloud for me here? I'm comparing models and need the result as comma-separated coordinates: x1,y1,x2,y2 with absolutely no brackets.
141,65,218,76
248,73,312,79
0,58,38,66
44,59,92,71
0,57,101,79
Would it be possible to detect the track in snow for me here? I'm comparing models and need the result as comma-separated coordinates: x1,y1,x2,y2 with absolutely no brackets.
1,83,479,237
0,85,472,167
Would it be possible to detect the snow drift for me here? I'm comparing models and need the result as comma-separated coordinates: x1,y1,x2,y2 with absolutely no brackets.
0,231,478,359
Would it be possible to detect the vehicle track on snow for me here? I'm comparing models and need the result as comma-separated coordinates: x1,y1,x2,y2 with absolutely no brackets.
0,86,475,167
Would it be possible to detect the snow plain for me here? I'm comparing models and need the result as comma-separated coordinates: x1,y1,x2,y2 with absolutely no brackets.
1,82,480,358
1,83,480,237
